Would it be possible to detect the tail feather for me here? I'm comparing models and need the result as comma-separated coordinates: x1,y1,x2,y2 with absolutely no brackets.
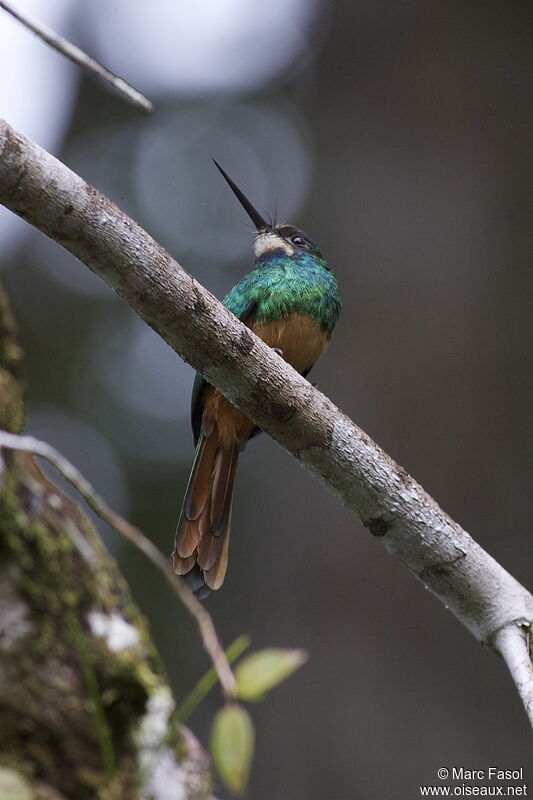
172,424,239,595
210,446,238,535
174,515,201,560
172,550,196,575
205,507,232,590
184,432,218,519
197,526,225,571
183,564,211,600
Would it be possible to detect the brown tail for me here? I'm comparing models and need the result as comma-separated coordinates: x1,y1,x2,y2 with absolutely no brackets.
172,425,239,595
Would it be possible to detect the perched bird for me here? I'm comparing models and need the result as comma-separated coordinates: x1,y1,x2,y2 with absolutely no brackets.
171,161,341,597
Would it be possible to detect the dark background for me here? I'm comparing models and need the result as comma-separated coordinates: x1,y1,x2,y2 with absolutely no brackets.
1,1,532,796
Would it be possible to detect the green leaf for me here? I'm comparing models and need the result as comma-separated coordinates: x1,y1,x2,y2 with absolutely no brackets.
210,703,255,796
235,647,308,702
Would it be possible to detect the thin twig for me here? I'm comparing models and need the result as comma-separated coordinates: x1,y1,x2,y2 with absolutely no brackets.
0,0,153,113
175,635,251,725
493,623,533,730
0,430,237,698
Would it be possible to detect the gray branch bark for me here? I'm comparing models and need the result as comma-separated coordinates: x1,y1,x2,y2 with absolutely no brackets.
1,118,532,727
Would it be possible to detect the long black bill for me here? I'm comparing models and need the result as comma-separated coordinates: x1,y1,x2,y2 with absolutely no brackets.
213,159,270,232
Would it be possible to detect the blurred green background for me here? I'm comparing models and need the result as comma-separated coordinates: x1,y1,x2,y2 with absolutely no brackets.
1,0,532,796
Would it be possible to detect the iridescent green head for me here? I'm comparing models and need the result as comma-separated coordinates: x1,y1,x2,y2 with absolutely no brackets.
213,160,326,264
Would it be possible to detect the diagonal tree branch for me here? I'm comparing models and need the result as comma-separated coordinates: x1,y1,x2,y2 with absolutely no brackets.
0,1,154,113
1,118,532,727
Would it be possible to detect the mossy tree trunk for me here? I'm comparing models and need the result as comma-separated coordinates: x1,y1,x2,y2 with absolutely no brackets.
0,282,213,800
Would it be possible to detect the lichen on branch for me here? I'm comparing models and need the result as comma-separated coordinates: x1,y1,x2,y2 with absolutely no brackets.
0,284,212,799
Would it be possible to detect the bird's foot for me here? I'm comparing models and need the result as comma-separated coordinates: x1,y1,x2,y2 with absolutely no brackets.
272,347,284,357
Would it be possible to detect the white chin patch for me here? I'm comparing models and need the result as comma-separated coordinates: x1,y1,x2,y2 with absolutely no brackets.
254,231,292,257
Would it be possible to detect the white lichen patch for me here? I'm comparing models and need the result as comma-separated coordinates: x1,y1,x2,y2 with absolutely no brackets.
48,493,63,510
0,567,34,651
87,610,139,652
0,767,33,800
139,748,186,800
136,689,174,753
136,689,186,800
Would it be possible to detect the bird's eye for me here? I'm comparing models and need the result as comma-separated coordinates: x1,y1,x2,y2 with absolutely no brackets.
291,235,306,246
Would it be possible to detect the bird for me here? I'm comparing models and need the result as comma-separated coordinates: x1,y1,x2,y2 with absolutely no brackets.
171,161,341,598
